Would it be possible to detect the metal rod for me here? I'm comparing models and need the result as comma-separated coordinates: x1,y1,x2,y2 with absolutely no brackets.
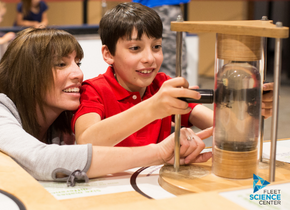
174,114,181,172
269,33,282,182
174,15,183,172
259,16,268,163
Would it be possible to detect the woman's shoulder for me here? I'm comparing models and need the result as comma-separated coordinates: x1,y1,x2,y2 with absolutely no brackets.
0,94,17,112
0,93,22,126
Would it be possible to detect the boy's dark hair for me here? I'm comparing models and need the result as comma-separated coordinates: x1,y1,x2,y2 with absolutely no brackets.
99,2,163,55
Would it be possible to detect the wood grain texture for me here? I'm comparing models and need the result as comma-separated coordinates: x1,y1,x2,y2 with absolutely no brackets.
159,158,290,195
171,20,289,38
217,34,262,61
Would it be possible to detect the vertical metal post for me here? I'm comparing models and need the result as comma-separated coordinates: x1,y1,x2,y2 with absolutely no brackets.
83,0,88,24
259,16,268,162
174,15,183,172
102,0,107,17
269,22,283,182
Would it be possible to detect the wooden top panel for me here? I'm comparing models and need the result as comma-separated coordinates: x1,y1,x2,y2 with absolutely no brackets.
171,20,289,38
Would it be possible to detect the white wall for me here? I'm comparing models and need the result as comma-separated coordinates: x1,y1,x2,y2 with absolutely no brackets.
77,34,199,85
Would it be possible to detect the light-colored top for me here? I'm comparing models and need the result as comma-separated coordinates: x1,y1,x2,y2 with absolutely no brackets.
0,93,92,181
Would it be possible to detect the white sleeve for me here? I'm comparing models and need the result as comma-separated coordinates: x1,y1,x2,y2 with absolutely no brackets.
0,103,92,181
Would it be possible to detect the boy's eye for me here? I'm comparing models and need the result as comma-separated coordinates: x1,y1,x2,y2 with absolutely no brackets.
76,62,82,67
129,46,140,51
153,45,162,50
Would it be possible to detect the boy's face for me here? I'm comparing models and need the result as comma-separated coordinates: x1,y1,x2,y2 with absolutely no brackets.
111,28,163,95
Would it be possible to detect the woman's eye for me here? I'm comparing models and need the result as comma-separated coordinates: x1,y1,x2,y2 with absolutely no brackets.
55,63,66,67
77,62,82,67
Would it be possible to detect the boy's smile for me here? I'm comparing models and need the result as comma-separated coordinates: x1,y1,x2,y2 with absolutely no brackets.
109,29,163,97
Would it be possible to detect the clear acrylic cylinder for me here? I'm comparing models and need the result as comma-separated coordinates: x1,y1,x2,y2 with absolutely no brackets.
212,34,263,179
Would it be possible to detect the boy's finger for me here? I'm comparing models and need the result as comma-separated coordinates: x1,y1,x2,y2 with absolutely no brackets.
170,88,201,100
188,85,199,89
263,82,274,91
165,77,189,88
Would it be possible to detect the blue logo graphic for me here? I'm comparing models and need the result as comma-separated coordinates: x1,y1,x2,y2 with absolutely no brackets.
253,174,270,193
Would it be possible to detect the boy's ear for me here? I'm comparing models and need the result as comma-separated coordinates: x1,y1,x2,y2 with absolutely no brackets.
102,45,114,65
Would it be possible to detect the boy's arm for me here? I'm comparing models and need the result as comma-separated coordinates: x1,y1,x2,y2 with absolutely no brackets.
189,105,213,129
75,100,158,146
189,83,275,129
75,77,201,146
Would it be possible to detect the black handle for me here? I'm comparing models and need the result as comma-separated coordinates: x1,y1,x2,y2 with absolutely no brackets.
178,89,214,104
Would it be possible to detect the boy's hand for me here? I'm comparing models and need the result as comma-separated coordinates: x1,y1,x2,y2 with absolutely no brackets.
149,77,201,120
262,82,274,119
157,127,212,165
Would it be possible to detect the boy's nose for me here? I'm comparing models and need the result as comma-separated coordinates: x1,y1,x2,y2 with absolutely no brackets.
141,49,154,64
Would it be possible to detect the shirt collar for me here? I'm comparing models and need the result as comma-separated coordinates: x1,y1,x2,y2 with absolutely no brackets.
103,66,154,101
103,66,138,101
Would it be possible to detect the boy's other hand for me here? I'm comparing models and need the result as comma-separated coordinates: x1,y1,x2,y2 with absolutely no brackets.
149,77,201,119
262,82,273,119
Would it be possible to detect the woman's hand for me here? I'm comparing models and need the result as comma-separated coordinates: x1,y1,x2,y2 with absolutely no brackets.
157,127,212,165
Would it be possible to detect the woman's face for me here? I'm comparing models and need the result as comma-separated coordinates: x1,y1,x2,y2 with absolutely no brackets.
44,50,83,115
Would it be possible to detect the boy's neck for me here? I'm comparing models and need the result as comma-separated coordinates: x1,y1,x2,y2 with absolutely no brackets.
113,72,147,98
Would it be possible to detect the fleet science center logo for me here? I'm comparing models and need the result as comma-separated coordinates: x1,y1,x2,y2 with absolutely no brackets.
249,174,281,206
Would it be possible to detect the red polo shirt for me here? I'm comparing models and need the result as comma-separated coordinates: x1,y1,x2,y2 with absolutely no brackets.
72,66,198,147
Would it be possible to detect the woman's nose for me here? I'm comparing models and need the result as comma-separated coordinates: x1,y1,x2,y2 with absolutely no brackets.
71,63,84,82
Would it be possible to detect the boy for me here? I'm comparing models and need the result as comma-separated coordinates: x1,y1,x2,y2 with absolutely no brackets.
72,2,273,148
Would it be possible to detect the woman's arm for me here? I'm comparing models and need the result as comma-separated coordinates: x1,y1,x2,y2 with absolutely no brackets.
86,127,213,178
0,100,211,181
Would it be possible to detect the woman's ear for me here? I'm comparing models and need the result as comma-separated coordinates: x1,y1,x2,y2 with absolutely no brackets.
102,45,114,65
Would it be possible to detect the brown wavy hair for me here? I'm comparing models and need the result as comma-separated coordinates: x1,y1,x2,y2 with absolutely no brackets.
0,28,83,139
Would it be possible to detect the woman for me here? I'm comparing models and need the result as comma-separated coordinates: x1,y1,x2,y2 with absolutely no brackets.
0,28,212,186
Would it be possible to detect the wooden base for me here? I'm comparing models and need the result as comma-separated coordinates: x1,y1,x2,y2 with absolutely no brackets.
159,158,290,195
212,146,258,179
